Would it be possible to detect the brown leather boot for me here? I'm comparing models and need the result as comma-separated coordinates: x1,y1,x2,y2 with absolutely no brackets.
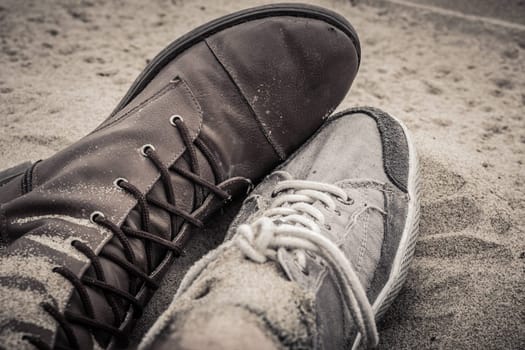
0,4,360,349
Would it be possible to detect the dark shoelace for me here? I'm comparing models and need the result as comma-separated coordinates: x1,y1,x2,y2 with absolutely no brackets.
23,115,231,350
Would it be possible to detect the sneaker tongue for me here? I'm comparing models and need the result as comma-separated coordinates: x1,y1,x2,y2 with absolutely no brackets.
275,181,387,289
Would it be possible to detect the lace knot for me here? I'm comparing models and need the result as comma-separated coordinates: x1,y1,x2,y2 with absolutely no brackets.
234,178,379,347
236,217,277,264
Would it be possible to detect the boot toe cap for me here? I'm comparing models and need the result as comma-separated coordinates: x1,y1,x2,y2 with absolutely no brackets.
205,12,360,159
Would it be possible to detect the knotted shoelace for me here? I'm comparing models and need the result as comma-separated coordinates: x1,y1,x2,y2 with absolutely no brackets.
24,115,231,350
176,176,379,348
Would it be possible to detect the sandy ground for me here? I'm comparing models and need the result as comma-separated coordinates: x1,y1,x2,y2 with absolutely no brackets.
0,0,523,349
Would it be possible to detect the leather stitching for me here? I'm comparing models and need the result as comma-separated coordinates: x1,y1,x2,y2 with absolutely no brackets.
23,160,41,194
0,204,7,244
28,162,36,192
20,172,25,195
94,79,182,133
178,77,203,117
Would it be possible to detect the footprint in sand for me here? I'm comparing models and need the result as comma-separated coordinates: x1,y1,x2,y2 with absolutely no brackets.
492,78,514,91
419,156,514,238
430,118,451,128
420,157,465,200
379,157,517,349
501,48,519,60
423,80,443,96
489,209,512,234
414,235,512,259
420,196,482,236
419,157,481,236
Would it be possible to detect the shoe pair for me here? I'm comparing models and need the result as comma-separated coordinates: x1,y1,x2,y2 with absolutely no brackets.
0,4,419,349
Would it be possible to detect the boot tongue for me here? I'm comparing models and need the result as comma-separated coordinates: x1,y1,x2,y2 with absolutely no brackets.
0,77,207,349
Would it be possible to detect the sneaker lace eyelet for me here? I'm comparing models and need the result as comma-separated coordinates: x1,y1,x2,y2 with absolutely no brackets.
113,177,128,189
140,144,155,157
90,211,105,224
301,265,310,276
169,114,183,126
337,196,354,205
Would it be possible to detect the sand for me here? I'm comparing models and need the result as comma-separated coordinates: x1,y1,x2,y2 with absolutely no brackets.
0,0,523,349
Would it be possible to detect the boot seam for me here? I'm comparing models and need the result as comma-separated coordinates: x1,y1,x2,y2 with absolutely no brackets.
94,80,182,133
203,39,285,160
21,160,41,194
0,204,7,244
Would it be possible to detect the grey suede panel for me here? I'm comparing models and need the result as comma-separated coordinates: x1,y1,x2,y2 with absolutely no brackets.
272,113,390,185
367,185,409,302
330,107,410,193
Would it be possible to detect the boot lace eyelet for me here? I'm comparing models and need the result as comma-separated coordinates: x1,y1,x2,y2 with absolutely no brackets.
90,211,105,224
113,177,128,189
169,114,184,126
29,100,232,348
140,144,155,157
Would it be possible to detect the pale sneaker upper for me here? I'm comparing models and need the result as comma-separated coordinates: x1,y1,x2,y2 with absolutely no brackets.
140,107,420,350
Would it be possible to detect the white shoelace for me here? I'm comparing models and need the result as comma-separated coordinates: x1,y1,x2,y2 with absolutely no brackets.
236,179,379,347
176,176,379,347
